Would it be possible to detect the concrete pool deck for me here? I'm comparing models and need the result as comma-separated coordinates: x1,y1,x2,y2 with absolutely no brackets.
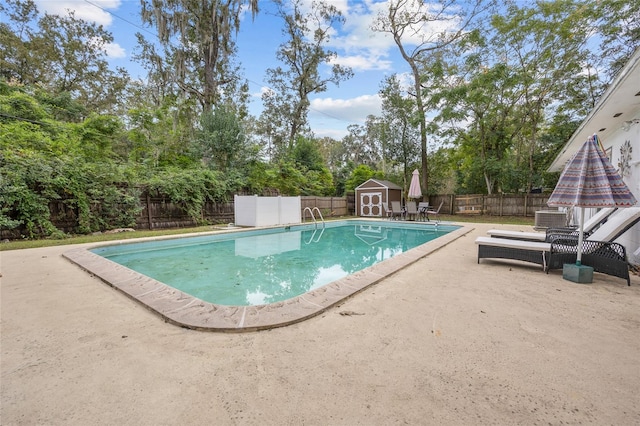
2,222,640,424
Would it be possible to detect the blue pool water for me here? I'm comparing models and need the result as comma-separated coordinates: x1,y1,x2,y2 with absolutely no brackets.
92,221,459,306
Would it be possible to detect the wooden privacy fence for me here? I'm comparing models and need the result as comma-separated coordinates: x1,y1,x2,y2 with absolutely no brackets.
2,192,552,239
141,195,348,230
301,196,348,218
124,192,550,230
428,193,552,217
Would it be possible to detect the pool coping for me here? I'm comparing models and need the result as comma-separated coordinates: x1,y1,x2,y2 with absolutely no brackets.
63,221,474,332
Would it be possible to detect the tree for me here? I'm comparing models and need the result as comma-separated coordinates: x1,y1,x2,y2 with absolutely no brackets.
371,0,491,197
344,165,376,192
137,0,258,113
379,74,420,191
259,0,353,156
591,0,640,79
341,121,381,169
292,136,324,171
424,0,600,194
315,135,352,196
0,83,141,237
37,11,130,113
198,105,253,172
126,96,198,168
427,146,456,195
0,0,130,115
491,0,596,192
0,0,39,84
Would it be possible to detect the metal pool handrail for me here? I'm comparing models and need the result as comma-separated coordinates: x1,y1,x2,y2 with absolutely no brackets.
303,207,325,229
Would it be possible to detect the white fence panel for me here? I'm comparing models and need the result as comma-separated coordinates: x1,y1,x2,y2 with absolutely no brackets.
234,195,301,227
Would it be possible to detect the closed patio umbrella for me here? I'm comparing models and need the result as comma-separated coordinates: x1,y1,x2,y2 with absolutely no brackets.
547,134,636,269
408,169,422,199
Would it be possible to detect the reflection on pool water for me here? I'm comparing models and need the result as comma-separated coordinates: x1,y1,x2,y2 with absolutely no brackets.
92,221,459,306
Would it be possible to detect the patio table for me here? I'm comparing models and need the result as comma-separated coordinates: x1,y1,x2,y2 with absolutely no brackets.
418,202,430,221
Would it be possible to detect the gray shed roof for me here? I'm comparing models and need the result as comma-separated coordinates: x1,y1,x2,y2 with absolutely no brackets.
355,179,403,190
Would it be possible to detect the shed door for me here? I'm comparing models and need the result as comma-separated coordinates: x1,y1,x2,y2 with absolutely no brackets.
360,192,382,217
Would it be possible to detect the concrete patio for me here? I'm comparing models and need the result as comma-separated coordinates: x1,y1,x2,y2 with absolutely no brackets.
2,222,639,425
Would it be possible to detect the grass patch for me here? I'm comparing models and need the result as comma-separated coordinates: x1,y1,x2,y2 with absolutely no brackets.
0,226,219,251
439,214,535,226
1,214,536,251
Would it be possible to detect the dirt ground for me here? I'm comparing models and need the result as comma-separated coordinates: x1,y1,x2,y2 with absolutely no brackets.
2,222,639,425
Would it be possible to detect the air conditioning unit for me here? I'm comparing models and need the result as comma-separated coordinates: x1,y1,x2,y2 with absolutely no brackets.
534,210,567,230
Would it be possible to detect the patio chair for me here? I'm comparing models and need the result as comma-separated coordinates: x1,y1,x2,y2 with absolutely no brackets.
382,203,392,219
405,201,419,221
486,207,617,242
390,201,405,220
424,201,444,222
475,207,640,285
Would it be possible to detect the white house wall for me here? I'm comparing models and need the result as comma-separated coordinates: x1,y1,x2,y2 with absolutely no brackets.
549,48,640,266
603,117,640,265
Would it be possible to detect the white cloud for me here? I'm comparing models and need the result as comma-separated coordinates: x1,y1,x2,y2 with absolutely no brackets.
312,127,350,140
104,42,126,58
330,54,393,72
327,0,466,74
331,1,397,55
86,36,126,58
250,86,272,101
310,94,382,124
35,0,120,26
394,71,415,90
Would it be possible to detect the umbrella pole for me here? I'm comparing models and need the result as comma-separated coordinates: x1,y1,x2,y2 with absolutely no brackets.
576,206,585,265
562,205,592,283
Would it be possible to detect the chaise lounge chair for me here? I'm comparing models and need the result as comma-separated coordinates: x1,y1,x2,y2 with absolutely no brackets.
486,207,617,242
475,207,640,285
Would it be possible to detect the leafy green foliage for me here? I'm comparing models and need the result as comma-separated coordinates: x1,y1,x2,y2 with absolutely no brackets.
125,99,199,168
146,168,227,224
265,160,307,196
427,147,456,195
292,137,325,171
1,147,143,237
0,0,130,114
198,106,248,172
0,85,141,237
1,150,58,237
591,0,640,78
345,165,375,192
0,0,635,241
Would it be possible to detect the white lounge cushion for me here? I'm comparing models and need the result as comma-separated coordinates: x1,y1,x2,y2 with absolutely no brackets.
483,207,624,244
581,207,617,232
475,236,550,251
486,229,546,241
587,207,640,242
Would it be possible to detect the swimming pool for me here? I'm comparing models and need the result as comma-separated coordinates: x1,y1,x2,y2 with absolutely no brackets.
64,220,471,331
92,221,458,306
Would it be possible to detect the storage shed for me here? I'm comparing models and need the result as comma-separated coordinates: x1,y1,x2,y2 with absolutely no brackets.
355,179,403,217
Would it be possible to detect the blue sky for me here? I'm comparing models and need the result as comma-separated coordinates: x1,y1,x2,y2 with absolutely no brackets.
33,0,430,139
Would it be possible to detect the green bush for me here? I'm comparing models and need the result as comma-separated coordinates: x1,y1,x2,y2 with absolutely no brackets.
147,168,227,224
